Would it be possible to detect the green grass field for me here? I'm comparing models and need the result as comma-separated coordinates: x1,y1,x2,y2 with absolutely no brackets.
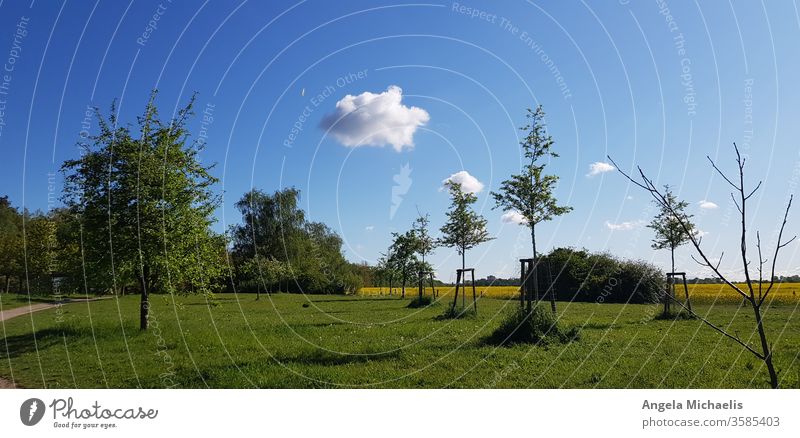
0,293,59,311
1,293,799,388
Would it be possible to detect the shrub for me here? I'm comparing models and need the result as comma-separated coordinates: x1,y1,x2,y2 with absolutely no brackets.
484,305,580,346
407,295,434,308
541,247,664,304
436,305,476,320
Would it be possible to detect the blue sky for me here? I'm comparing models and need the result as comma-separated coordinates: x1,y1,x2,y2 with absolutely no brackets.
1,0,798,281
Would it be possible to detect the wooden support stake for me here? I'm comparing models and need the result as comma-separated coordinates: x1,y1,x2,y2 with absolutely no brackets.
471,270,477,315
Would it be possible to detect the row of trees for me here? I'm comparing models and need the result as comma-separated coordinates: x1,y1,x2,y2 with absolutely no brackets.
1,93,363,331
228,187,362,297
373,182,493,301
370,106,573,310
0,197,59,294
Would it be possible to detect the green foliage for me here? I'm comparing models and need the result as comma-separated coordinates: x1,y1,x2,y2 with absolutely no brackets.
540,247,664,304
491,106,572,257
406,295,434,308
0,198,64,295
412,212,437,264
0,196,23,293
648,185,695,272
230,188,358,294
438,182,492,269
60,92,224,299
485,305,580,346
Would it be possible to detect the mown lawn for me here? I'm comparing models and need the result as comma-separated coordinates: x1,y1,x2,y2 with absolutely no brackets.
1,293,799,388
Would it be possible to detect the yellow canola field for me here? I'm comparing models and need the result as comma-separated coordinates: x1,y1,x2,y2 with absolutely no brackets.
358,283,800,304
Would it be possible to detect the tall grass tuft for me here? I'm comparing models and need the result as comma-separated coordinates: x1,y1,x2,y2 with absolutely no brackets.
485,305,580,346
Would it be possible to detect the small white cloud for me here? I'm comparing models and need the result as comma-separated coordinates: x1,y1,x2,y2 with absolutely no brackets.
365,225,374,232
587,161,615,177
501,210,528,225
626,195,633,200
441,170,484,194
699,200,718,210
605,220,643,231
320,85,430,152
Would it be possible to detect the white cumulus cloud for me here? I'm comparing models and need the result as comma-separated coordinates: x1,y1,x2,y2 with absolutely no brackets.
365,225,374,232
698,200,718,209
605,220,643,231
501,210,528,225
441,171,484,194
587,161,615,177
320,85,429,152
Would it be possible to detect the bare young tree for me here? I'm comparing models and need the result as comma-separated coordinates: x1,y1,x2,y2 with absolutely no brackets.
609,143,795,388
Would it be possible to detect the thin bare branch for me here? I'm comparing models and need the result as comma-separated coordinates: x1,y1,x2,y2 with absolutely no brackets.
745,180,763,200
760,195,795,306
609,155,749,300
731,193,742,214
667,295,764,359
707,155,740,190
757,231,764,300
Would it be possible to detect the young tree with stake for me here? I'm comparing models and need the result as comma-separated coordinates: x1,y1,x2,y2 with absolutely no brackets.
491,106,572,313
648,185,695,312
649,185,695,275
439,182,492,309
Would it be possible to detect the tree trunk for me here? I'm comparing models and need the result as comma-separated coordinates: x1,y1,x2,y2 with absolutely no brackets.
670,246,675,275
752,301,779,388
139,274,149,331
3,275,9,294
452,270,461,310
548,261,557,314
530,225,539,305
401,268,406,298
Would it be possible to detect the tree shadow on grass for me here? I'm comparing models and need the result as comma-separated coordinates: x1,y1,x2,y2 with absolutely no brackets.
273,348,402,366
0,323,131,359
286,320,350,328
162,350,403,388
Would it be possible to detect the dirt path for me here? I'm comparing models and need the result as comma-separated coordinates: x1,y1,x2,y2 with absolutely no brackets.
0,297,110,389
0,377,15,388
0,302,57,322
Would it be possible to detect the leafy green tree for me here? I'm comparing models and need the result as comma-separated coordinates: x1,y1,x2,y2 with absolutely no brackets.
243,255,289,299
411,212,437,299
412,212,436,265
648,185,695,275
388,230,418,298
61,93,222,330
0,196,23,293
24,213,57,294
230,188,355,294
439,182,492,272
491,106,572,262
